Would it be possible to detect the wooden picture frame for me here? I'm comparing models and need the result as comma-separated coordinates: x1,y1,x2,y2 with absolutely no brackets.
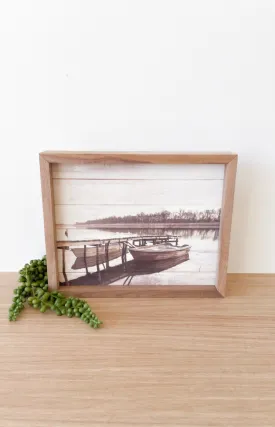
40,151,237,297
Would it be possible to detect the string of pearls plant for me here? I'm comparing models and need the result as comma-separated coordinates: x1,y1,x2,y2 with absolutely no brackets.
9,256,102,329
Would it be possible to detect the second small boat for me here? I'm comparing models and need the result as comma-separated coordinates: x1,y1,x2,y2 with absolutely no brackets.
128,243,191,262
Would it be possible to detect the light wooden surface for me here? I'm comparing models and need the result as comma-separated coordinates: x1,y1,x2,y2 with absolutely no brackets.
1,272,275,427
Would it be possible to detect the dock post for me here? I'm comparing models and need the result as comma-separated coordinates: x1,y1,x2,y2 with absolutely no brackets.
83,245,89,275
121,242,126,270
62,248,69,285
105,241,110,268
121,242,124,265
121,243,124,268
96,245,102,283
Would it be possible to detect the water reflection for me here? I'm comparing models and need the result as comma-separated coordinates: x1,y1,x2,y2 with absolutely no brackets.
61,253,190,286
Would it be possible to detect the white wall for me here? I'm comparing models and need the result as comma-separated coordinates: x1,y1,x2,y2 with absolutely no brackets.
0,0,274,273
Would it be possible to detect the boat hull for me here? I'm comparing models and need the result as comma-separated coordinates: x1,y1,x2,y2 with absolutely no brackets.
129,245,191,262
71,244,122,270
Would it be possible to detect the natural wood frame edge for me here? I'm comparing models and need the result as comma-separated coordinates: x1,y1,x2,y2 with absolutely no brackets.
39,151,238,297
216,156,238,297
58,285,220,298
39,154,59,290
40,151,237,165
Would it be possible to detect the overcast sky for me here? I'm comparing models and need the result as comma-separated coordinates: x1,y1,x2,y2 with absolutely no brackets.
55,179,223,224
54,164,224,224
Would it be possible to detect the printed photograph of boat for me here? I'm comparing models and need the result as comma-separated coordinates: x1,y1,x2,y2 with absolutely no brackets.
53,162,224,286
71,243,122,270
128,243,191,262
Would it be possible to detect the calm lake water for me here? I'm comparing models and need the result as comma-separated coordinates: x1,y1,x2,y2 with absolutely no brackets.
59,227,219,286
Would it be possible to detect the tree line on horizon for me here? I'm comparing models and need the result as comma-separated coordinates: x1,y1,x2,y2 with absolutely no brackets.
79,208,221,225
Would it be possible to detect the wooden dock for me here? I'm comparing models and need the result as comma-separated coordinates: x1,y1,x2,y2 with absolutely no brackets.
57,235,180,285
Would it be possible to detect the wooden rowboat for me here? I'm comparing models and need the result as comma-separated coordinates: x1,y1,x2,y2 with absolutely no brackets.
129,243,191,262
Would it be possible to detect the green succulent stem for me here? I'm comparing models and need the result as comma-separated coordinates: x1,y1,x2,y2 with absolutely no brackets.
9,256,103,329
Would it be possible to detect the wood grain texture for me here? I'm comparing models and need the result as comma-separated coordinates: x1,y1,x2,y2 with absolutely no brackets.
58,283,219,297
53,179,224,206
40,151,237,164
39,155,59,291
1,272,275,427
52,163,225,180
217,156,238,296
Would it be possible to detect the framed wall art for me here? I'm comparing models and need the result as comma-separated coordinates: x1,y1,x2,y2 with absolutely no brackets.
40,152,237,297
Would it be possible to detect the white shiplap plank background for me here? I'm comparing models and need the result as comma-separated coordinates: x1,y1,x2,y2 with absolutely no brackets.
53,179,224,206
52,163,225,180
